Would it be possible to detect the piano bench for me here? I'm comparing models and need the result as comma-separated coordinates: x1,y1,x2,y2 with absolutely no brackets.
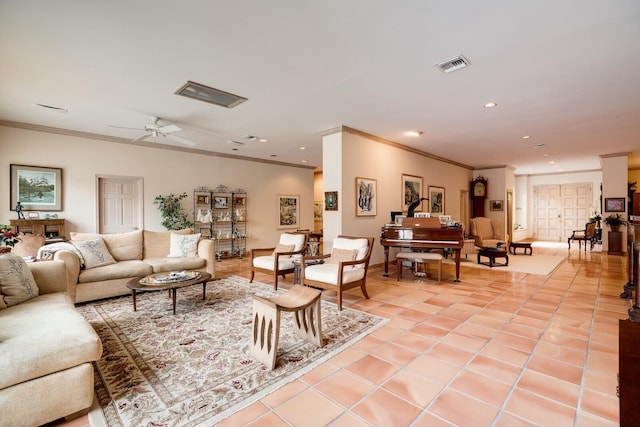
396,252,443,282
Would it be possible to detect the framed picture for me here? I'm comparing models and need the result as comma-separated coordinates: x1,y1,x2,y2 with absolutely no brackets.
10,164,62,211
314,201,322,220
28,212,40,219
414,212,431,218
394,215,406,225
213,196,229,209
355,177,377,216
233,196,246,206
402,174,423,211
438,214,451,225
428,186,445,214
605,197,625,212
324,191,338,211
196,194,209,205
490,200,503,211
278,195,299,228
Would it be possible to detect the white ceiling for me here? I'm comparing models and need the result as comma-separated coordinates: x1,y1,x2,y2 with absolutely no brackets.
1,1,639,175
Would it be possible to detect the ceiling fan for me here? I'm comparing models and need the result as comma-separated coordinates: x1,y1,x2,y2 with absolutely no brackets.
111,116,197,147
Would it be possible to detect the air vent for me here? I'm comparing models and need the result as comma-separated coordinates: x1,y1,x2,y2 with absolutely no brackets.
175,81,247,108
435,55,471,73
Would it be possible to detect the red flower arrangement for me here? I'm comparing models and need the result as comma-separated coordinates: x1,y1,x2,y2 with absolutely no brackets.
0,224,21,248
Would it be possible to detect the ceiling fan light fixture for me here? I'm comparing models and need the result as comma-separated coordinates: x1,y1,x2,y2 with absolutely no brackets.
175,81,247,108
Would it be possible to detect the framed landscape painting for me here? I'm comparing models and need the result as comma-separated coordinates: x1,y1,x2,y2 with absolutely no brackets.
10,164,62,211
278,195,299,228
356,177,377,216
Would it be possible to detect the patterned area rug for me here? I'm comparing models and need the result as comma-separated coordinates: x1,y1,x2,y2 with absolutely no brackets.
443,253,567,275
78,276,387,427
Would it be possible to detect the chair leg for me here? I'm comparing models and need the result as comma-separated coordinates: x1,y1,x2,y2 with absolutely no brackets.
437,260,442,282
336,291,342,311
397,258,402,281
360,281,370,299
250,270,255,283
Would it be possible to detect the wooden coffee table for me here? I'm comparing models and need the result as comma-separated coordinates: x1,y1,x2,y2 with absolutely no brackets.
126,271,212,315
477,247,509,267
509,241,533,255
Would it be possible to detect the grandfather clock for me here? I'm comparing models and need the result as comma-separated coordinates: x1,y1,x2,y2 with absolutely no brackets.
471,177,487,217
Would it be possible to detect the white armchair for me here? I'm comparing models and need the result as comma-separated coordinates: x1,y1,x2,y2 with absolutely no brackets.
250,232,308,290
301,235,374,311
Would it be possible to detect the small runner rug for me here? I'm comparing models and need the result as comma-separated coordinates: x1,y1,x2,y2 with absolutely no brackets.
78,275,387,427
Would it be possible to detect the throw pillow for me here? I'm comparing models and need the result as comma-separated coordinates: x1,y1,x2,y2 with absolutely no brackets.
327,248,358,264
272,243,295,256
72,237,117,269
0,254,40,309
168,233,201,257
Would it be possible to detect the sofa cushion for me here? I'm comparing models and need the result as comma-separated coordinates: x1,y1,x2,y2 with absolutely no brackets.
143,229,192,259
77,260,152,284
144,256,206,273
70,230,143,261
0,292,102,390
72,237,117,269
0,254,39,308
168,233,201,257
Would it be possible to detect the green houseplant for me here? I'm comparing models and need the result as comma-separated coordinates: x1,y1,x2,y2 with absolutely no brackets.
604,213,625,232
154,192,194,231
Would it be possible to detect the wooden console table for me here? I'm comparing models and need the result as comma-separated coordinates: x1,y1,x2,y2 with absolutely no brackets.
10,219,66,243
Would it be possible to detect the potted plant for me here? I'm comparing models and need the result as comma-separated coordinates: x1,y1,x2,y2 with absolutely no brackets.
604,213,625,232
153,192,194,231
0,224,21,253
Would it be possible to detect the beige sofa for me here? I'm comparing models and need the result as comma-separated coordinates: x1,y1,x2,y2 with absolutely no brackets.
50,229,216,303
0,260,103,426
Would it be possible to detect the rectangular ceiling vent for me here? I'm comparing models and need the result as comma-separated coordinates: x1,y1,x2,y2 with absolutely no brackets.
435,55,471,73
175,81,248,108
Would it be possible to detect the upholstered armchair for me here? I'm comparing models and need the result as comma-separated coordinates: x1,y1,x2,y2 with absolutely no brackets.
250,232,308,290
300,235,374,311
469,217,506,248
568,221,597,251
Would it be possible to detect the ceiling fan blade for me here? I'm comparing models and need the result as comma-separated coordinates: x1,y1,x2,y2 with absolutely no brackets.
165,133,197,147
131,134,151,143
158,124,181,134
108,125,145,131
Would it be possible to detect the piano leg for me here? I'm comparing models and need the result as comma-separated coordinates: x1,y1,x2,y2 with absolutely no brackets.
383,246,390,276
454,249,461,282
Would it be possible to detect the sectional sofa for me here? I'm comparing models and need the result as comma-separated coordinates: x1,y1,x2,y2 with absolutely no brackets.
48,229,216,303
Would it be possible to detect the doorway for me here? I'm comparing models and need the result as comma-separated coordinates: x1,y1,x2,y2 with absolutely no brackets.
97,176,143,234
533,183,592,241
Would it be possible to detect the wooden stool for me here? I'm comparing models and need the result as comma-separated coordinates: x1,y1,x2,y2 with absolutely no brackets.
396,252,443,281
250,284,323,370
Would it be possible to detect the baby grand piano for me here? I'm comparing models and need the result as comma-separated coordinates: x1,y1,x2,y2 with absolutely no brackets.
381,217,465,281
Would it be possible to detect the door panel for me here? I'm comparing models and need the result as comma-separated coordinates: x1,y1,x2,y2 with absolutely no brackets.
535,183,592,241
98,177,143,234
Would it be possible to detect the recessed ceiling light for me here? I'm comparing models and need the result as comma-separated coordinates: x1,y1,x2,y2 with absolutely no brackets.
532,143,545,149
405,130,424,137
522,135,530,139
301,160,308,163
549,161,555,164
543,153,549,157
259,139,267,143
483,102,497,109
299,146,306,150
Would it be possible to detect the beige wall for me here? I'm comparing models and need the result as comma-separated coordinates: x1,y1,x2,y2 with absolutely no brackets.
0,126,315,249
323,128,473,265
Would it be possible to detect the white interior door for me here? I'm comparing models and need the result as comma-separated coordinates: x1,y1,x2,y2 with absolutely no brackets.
98,176,143,234
534,183,592,241
534,185,561,241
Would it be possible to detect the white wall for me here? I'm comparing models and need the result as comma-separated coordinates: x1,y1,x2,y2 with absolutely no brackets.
323,128,473,265
1,126,315,249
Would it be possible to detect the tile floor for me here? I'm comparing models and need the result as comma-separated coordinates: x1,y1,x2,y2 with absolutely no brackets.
51,242,628,426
